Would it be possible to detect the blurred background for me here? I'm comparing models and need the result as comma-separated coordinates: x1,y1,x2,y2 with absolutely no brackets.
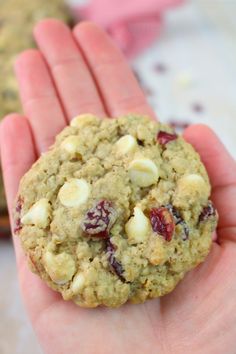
0,0,236,353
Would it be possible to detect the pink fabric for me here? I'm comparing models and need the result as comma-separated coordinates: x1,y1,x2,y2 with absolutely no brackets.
71,0,184,58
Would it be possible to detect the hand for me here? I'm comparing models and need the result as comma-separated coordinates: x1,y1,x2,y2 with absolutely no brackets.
1,20,236,354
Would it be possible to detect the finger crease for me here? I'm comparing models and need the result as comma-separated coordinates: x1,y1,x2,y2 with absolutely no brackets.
23,93,59,107
51,56,85,71
110,95,147,111
92,57,125,73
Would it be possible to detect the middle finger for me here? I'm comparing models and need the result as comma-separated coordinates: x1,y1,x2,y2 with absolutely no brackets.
34,19,107,121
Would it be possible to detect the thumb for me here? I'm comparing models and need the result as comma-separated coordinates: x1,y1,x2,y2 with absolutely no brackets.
183,124,236,243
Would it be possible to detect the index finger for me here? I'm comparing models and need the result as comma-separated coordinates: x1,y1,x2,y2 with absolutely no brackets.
33,19,107,120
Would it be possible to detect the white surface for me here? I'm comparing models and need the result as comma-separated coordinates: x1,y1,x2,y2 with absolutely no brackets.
1,1,236,353
133,0,236,157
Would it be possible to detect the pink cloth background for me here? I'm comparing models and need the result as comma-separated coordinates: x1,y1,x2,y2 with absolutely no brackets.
71,0,184,58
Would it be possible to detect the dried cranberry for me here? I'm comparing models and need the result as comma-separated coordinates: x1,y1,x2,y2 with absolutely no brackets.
154,63,168,74
157,131,178,146
13,218,22,234
15,196,23,213
106,239,125,281
81,200,117,238
192,102,204,114
199,202,216,222
150,207,175,241
166,204,189,240
166,204,182,224
14,196,23,234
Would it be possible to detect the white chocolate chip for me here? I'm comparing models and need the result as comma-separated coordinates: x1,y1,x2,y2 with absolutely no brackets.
129,158,159,187
58,179,90,207
178,174,208,193
70,114,97,127
43,251,76,285
21,198,51,228
61,136,78,154
125,207,151,244
175,71,194,89
174,174,210,206
115,135,137,155
71,272,86,294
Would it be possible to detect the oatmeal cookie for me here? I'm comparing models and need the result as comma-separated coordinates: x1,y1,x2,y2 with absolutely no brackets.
14,114,217,307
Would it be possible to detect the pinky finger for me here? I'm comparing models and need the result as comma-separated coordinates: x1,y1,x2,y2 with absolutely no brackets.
0,114,36,222
0,114,60,320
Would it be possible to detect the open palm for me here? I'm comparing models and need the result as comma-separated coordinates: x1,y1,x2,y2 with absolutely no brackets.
1,20,236,354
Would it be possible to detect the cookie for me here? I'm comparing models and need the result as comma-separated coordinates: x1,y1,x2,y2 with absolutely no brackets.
14,114,218,307
0,0,72,211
